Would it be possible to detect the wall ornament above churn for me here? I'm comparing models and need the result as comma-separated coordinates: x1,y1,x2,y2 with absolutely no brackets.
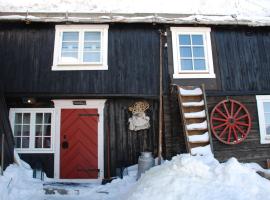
128,101,150,131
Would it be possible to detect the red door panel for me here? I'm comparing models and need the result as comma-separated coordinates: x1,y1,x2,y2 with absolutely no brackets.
60,109,98,179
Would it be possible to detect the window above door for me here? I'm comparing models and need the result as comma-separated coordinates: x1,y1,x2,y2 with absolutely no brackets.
52,25,109,71
170,27,215,79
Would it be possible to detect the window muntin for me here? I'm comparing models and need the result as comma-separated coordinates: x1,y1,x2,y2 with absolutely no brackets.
256,96,270,144
10,109,54,153
171,27,215,79
52,25,108,71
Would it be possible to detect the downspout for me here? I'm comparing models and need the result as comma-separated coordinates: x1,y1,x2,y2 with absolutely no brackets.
158,29,164,164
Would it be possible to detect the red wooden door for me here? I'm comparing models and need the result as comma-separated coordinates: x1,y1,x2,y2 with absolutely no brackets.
60,109,98,179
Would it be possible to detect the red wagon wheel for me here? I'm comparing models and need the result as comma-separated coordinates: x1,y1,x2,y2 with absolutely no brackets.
210,99,251,145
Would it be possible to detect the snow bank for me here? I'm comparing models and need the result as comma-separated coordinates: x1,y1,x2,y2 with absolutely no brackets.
127,154,270,200
190,144,212,156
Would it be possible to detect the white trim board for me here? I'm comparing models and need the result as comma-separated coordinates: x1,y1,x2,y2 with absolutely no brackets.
52,99,106,180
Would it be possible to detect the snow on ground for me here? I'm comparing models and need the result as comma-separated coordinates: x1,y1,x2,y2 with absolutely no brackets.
1,154,270,200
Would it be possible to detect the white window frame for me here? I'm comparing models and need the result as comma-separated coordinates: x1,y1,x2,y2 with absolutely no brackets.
170,27,215,79
256,95,270,144
9,108,55,153
52,25,109,71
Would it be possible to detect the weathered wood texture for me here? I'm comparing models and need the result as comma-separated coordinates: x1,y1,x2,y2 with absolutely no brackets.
0,23,160,96
19,154,54,177
164,94,270,168
104,99,159,177
0,92,14,169
212,27,270,92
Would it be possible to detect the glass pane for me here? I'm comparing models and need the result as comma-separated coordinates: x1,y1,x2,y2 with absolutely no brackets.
266,125,270,135
264,113,270,124
35,137,43,148
35,125,42,136
22,125,30,136
15,137,21,148
43,125,51,136
179,35,191,45
44,113,51,124
62,42,78,51
264,102,270,113
36,113,43,124
22,137,29,148
14,125,22,136
194,59,206,70
83,52,100,62
180,47,192,57
193,47,205,57
62,32,79,41
15,113,22,124
84,42,101,51
61,52,78,62
181,59,193,70
43,137,51,148
23,113,30,124
84,32,100,41
192,35,203,45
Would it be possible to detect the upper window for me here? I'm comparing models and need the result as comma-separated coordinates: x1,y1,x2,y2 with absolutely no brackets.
9,108,55,153
170,27,215,79
52,25,109,71
256,96,270,144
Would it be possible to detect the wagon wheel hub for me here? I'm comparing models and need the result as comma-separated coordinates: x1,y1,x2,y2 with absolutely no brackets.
210,99,251,145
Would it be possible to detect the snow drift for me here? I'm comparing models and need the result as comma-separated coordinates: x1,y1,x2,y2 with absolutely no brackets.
126,154,270,200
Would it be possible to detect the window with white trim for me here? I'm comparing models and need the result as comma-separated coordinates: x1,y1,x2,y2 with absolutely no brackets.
256,95,270,144
9,108,55,153
170,27,215,79
52,25,109,71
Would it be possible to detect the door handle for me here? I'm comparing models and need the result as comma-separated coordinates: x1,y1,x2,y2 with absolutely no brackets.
62,135,69,149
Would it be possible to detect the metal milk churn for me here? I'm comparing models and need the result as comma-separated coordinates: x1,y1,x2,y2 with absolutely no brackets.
137,152,155,180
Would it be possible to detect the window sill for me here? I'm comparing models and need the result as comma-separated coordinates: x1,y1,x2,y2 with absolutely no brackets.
52,65,108,71
260,138,270,144
173,73,216,79
15,149,54,154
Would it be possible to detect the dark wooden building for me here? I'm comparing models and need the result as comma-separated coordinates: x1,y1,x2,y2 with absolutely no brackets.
1,11,270,179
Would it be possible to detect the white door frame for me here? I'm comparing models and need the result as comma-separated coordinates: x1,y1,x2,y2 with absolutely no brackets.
52,99,106,180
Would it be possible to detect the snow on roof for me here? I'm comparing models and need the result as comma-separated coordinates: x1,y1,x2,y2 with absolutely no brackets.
0,0,270,26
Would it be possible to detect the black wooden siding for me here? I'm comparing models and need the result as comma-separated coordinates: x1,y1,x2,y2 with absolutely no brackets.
0,23,160,96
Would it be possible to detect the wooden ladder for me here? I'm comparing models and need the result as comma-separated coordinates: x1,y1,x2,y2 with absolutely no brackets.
176,84,214,156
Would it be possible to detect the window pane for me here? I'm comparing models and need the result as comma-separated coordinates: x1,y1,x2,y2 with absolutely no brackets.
264,102,270,113
44,113,51,124
179,35,191,45
43,125,51,136
193,47,205,57
180,47,192,57
62,32,79,41
22,137,29,148
36,113,43,124
84,42,101,51
194,59,206,70
266,125,270,135
61,52,79,62
83,52,100,62
35,137,43,148
264,113,270,124
192,35,203,45
15,137,21,148
62,42,78,51
14,125,22,136
181,59,193,70
22,125,30,136
15,113,22,124
23,113,30,124
43,137,51,148
35,125,42,136
84,32,100,41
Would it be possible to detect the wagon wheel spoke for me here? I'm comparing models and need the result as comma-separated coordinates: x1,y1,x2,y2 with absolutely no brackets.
212,117,227,122
219,125,229,138
236,121,249,127
227,127,232,143
233,106,242,118
215,108,228,119
213,122,227,130
222,102,230,117
236,114,248,121
230,101,234,116
235,125,246,137
232,127,238,142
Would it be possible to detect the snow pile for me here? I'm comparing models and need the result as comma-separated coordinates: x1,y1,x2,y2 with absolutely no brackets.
127,154,270,200
182,100,204,107
184,110,206,118
188,132,209,143
186,120,207,130
190,144,212,156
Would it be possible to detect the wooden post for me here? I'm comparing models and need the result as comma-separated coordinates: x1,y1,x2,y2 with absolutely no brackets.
1,134,4,175
158,30,164,164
